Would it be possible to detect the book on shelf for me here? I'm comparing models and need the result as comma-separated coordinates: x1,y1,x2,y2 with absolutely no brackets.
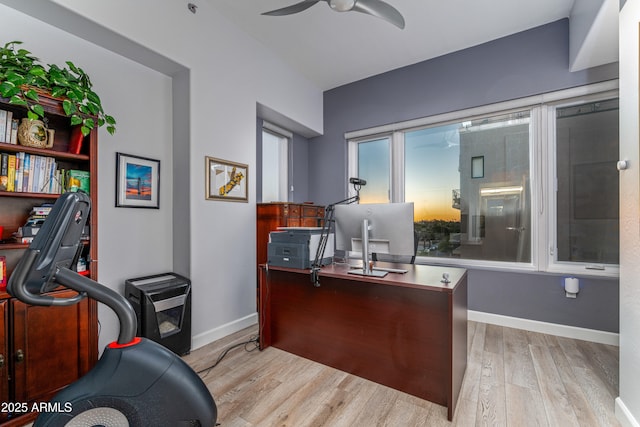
4,111,12,143
9,119,17,144
67,169,90,194
7,154,15,192
30,155,39,193
21,153,30,193
0,255,6,290
30,203,53,216
14,152,23,192
0,152,7,191
0,110,6,143
0,152,62,194
0,110,17,144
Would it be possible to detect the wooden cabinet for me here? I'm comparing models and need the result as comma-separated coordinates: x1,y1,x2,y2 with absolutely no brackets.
256,202,325,265
11,290,93,405
0,93,98,425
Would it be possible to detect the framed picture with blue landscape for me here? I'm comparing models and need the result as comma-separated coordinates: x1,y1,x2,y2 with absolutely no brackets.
116,152,160,208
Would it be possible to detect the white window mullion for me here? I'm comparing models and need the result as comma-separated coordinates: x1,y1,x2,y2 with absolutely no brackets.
347,139,359,199
391,130,404,203
543,103,556,273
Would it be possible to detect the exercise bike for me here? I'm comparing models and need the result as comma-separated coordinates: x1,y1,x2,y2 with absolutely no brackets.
8,191,217,426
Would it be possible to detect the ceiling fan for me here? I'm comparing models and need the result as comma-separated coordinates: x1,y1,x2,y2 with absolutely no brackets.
262,0,405,29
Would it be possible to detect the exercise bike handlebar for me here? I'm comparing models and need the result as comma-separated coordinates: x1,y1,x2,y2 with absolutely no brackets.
10,248,138,345
55,267,138,344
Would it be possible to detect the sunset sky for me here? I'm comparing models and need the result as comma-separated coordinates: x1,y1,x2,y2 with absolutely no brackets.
358,124,462,222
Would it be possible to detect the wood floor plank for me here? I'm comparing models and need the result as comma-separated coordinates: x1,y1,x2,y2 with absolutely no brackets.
256,366,346,426
382,396,431,426
459,322,486,403
349,383,399,426
388,393,438,426
502,327,539,391
543,335,606,426
505,382,549,427
450,397,478,427
483,323,504,355
529,344,581,426
186,322,619,427
314,376,379,426
241,356,324,425
570,366,621,427
576,340,619,397
476,351,507,427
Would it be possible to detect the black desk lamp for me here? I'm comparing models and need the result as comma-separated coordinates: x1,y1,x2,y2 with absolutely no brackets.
310,177,366,287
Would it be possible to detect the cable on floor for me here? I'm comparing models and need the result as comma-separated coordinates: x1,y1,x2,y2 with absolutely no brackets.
197,335,260,378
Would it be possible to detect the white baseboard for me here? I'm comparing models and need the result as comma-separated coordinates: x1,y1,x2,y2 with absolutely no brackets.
468,310,619,346
191,313,258,351
616,397,640,427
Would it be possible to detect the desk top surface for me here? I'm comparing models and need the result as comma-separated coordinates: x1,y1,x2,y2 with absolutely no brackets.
264,262,467,293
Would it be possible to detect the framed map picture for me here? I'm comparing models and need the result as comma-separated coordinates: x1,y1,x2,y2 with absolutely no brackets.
205,156,248,202
116,153,160,208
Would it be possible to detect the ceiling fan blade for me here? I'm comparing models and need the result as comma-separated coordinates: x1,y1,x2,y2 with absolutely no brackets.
262,0,322,16
352,0,405,29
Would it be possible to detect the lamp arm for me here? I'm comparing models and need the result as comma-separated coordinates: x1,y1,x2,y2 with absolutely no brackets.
310,194,360,286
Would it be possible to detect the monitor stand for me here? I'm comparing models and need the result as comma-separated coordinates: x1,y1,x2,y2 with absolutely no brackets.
348,268,388,278
347,218,388,278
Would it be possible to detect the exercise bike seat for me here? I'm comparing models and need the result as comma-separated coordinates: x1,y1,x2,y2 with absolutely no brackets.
36,337,216,426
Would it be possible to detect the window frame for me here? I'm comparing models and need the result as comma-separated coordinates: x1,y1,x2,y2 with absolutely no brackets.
346,81,619,277
542,91,620,277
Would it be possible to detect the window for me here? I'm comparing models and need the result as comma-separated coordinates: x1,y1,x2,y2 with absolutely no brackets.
347,83,619,276
261,123,290,202
547,98,619,275
405,111,531,263
355,137,390,203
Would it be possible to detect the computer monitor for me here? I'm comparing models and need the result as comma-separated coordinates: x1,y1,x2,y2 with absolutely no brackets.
334,202,415,276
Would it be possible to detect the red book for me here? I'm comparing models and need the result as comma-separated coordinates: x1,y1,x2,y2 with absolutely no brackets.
0,255,6,291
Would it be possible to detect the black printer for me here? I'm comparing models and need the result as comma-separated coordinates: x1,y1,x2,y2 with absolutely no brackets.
267,227,334,269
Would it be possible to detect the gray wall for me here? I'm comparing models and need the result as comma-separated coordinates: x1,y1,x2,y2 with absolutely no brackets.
307,18,620,332
469,270,618,332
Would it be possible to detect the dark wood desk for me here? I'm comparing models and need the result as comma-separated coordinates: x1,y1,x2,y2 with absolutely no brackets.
258,262,468,421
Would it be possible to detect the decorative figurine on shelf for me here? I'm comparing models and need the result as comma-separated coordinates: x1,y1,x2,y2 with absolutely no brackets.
17,118,55,149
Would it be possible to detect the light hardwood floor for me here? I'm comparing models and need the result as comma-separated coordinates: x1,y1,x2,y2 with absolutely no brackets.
183,322,619,427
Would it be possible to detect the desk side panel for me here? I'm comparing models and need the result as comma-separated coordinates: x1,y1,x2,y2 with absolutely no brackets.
258,265,271,349
449,272,468,420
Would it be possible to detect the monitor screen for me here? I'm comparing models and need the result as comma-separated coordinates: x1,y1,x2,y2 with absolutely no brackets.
334,202,415,257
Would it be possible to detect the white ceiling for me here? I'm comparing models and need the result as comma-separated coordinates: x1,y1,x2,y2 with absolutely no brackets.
210,0,584,90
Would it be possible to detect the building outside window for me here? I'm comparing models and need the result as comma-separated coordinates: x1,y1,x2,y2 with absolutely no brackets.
550,98,619,273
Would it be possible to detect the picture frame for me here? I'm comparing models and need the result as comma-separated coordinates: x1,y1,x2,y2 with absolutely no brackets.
115,153,160,209
205,156,248,202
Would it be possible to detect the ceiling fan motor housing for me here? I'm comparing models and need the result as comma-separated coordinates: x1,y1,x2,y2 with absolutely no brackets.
330,0,357,12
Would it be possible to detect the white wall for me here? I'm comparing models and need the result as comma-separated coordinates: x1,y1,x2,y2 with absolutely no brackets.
617,2,640,426
0,0,323,349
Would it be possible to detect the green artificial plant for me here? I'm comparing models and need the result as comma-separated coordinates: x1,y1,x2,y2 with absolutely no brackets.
0,40,116,136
